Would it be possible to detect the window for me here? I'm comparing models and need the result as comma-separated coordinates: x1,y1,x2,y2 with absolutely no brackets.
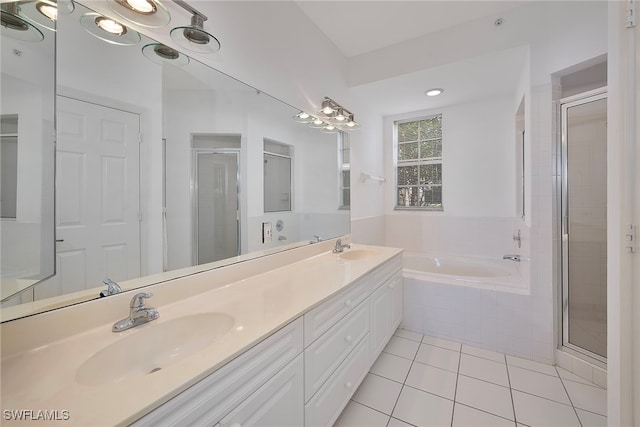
338,132,350,210
395,115,443,210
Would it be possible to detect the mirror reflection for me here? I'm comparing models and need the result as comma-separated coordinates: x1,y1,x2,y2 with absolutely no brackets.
0,2,55,302
0,1,350,320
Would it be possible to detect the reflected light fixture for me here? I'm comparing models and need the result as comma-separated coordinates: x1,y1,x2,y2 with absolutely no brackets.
21,0,75,31
80,12,141,45
108,0,170,28
293,112,312,123
170,1,220,54
1,2,45,41
142,42,190,66
425,88,444,97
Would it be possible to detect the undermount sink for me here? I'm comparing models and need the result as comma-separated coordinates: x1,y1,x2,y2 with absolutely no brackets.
339,249,379,261
76,313,234,386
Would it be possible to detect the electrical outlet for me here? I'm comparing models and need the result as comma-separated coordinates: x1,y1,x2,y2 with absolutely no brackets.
262,222,272,243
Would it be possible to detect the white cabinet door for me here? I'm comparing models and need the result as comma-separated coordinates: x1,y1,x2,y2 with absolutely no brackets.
370,271,403,356
219,354,304,427
370,282,392,357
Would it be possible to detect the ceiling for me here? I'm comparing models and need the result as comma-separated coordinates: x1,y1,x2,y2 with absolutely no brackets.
295,1,527,58
350,45,528,117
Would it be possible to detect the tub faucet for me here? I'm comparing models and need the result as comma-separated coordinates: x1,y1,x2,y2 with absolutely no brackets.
100,278,122,297
333,238,351,253
503,255,521,262
112,292,159,332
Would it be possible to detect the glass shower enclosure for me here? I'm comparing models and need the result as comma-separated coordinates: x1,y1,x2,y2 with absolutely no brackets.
561,88,608,361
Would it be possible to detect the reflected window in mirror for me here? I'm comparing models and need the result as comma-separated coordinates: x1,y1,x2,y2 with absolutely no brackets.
338,132,350,210
264,139,293,213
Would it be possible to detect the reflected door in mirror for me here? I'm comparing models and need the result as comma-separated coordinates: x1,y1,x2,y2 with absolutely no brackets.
37,97,141,299
194,151,239,264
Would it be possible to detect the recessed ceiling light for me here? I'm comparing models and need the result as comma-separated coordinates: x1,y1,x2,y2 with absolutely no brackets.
425,88,444,97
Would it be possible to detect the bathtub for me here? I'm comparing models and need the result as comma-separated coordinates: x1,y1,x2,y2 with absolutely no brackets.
403,252,528,294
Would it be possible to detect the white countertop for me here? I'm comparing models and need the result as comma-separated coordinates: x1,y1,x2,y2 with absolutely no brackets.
0,243,402,426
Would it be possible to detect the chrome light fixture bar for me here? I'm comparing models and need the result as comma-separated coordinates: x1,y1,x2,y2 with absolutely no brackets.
293,97,360,132
170,0,220,53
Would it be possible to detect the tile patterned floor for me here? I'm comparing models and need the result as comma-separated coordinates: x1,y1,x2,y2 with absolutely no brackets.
334,329,607,427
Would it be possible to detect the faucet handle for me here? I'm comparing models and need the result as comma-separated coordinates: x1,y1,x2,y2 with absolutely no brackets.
130,292,153,309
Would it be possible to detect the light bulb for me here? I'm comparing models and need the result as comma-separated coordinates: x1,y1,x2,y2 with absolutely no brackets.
312,118,323,125
36,2,58,21
321,106,334,115
298,112,310,119
324,125,335,130
425,88,444,97
95,16,126,35
117,0,157,14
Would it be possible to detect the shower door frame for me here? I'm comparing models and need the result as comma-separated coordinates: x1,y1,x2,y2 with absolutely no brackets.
191,148,241,266
560,87,608,364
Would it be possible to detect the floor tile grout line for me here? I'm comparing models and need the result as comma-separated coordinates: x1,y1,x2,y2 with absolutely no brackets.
450,343,463,426
506,363,561,379
513,387,581,409
347,398,397,420
505,354,518,426
555,365,585,427
556,372,606,390
387,336,422,424
457,372,510,389
454,401,518,424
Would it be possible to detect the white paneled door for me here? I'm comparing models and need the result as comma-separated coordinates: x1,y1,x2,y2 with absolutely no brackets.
37,97,141,300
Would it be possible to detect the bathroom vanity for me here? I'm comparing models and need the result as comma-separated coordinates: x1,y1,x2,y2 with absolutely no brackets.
0,241,402,426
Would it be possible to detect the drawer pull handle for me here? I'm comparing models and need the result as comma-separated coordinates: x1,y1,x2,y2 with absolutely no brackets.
345,381,353,389
345,300,352,307
345,335,353,343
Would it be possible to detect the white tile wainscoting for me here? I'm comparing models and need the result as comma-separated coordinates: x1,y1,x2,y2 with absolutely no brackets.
402,278,554,365
335,329,606,427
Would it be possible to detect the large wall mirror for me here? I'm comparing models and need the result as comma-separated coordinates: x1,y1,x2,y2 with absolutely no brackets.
1,0,350,321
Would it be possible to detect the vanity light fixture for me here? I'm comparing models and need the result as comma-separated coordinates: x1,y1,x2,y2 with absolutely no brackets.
318,97,360,130
170,1,220,54
80,12,141,45
294,97,360,132
1,2,45,41
142,42,189,66
308,117,326,128
107,0,170,28
425,88,444,97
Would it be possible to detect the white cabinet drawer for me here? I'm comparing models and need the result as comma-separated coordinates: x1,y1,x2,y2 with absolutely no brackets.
304,275,369,347
132,318,303,427
304,300,369,402
370,255,402,291
304,334,370,427
219,354,304,427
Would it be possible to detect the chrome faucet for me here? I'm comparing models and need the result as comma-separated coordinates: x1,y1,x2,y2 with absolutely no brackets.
100,278,122,297
112,292,159,332
503,255,521,262
332,238,351,253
